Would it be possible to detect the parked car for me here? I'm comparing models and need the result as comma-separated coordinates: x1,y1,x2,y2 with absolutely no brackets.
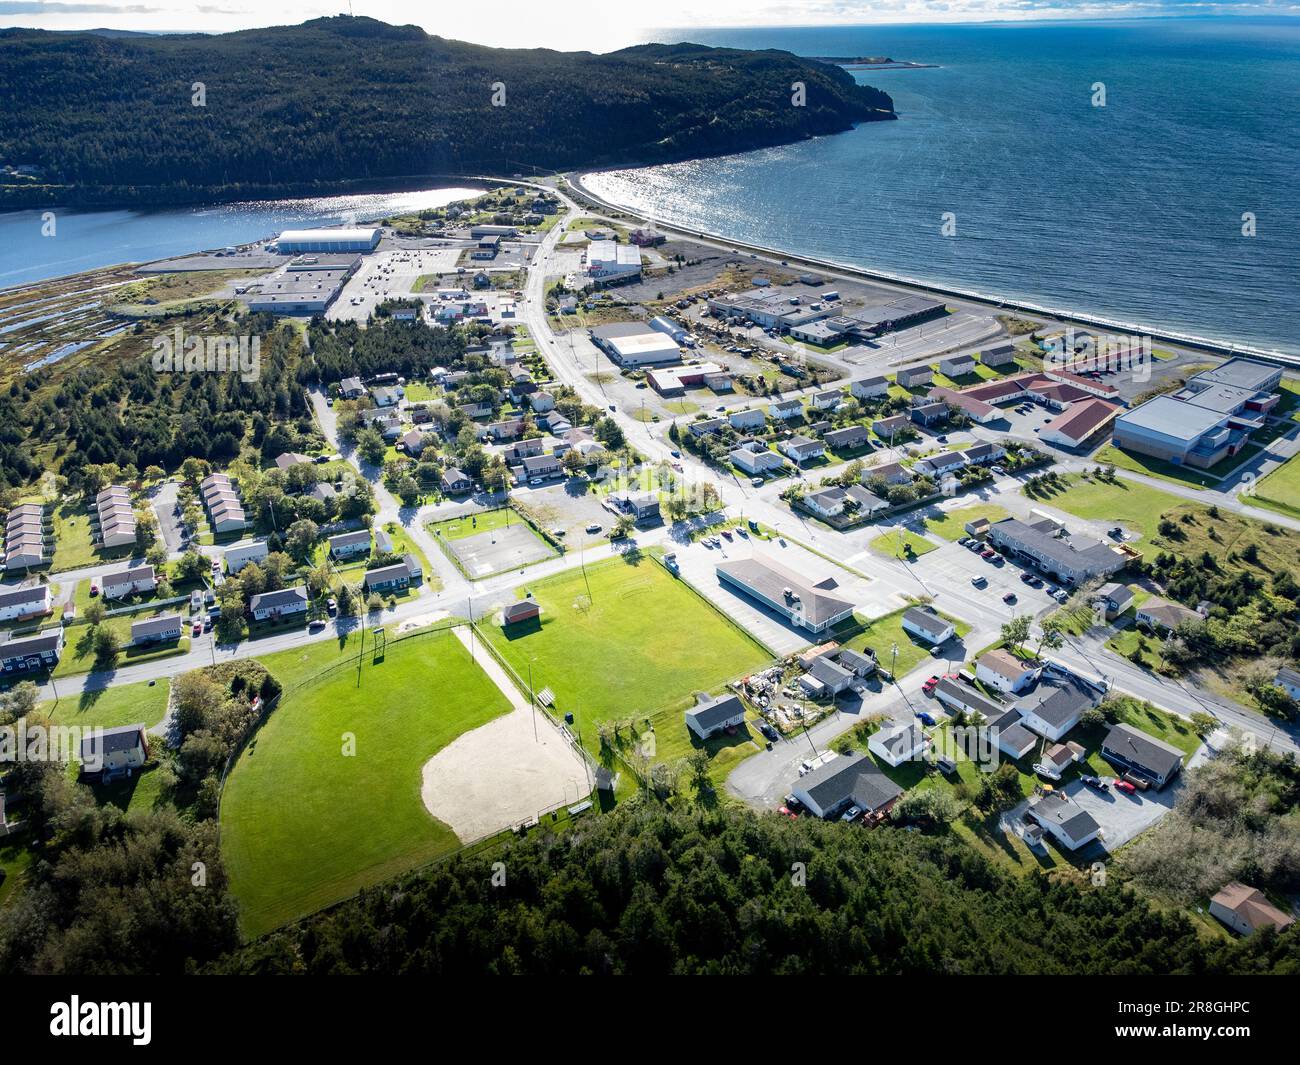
89,581,100,597
585,522,602,534
326,597,337,617
840,806,862,823
750,476,764,487
922,675,940,695
980,548,996,560
916,711,937,726
191,621,202,637
759,722,779,742
777,805,798,820
1123,772,1151,791
1020,572,1034,584
1081,775,1109,790
1003,592,1017,603
1114,779,1138,795
929,645,944,658
971,575,988,588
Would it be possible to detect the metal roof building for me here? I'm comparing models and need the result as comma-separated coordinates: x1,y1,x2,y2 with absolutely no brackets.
275,227,381,253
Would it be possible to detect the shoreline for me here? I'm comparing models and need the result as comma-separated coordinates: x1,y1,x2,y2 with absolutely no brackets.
568,171,1299,368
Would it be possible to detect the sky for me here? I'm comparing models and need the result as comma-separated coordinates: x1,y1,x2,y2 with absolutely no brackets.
0,0,1296,50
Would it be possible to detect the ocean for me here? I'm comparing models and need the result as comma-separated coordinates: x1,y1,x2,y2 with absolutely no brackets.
587,17,1300,355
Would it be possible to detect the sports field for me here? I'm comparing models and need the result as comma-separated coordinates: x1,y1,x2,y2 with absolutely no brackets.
482,557,772,740
220,627,511,938
428,509,557,578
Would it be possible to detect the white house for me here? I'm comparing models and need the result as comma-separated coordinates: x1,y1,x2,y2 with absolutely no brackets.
810,389,843,412
730,444,785,476
850,376,889,401
901,607,955,645
0,583,51,623
223,539,269,575
249,586,309,622
1026,790,1102,851
803,487,847,520
769,399,803,421
728,407,767,432
975,648,1039,695
684,693,746,740
868,723,930,768
779,436,825,465
101,564,156,601
1014,671,1099,741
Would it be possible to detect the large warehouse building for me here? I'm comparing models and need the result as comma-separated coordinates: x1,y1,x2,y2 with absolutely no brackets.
590,322,681,368
584,241,642,285
1112,359,1280,470
275,227,381,254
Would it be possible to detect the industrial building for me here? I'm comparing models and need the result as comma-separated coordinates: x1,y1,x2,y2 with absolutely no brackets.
584,240,642,285
247,255,360,315
709,288,945,340
715,556,855,634
1112,358,1280,469
274,227,381,254
590,322,681,368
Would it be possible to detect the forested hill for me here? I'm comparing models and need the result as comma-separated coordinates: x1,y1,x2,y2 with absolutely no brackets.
0,16,895,209
218,804,1298,976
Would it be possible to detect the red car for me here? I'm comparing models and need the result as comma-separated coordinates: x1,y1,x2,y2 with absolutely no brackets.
191,621,202,637
777,805,799,820
922,675,940,695
1113,779,1137,795
981,549,997,560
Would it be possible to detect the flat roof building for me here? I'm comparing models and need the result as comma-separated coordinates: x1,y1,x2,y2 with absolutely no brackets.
716,556,855,634
590,322,681,368
275,227,380,253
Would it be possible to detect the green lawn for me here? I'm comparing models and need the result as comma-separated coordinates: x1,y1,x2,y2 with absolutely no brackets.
868,528,938,559
427,508,512,541
840,607,970,681
1033,474,1184,540
1094,442,1260,490
1250,451,1300,520
481,557,772,749
221,628,510,938
39,678,170,730
53,616,190,678
921,503,1010,541
0,840,34,910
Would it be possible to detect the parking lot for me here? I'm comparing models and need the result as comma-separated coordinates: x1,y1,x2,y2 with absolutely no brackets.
447,523,557,579
514,480,615,544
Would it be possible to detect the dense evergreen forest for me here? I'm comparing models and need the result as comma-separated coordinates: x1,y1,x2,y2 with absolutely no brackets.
219,804,1298,976
0,16,894,208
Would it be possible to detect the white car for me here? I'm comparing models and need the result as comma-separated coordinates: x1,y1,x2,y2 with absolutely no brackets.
840,806,862,823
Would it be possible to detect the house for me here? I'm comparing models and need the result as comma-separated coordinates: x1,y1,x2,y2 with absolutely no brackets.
101,564,156,601
939,354,977,377
79,723,149,777
928,386,1000,425
845,485,888,516
1026,789,1102,851
529,391,556,413
688,418,726,439
779,435,825,465
901,607,955,646
802,655,854,697
522,453,563,484
728,407,767,432
1034,741,1086,780
1093,582,1134,618
851,376,889,401
399,429,430,455
329,530,371,559
612,492,660,522
768,398,803,421
910,401,948,427
371,386,403,408
249,585,309,622
871,415,910,441
863,461,912,486
791,753,902,820
931,677,1005,720
441,468,473,495
803,487,847,520
979,342,1017,367
869,722,931,768
915,450,967,477
0,583,52,623
338,376,365,398
987,709,1038,760
976,648,1039,694
810,388,843,412
1135,596,1201,634
373,530,394,555
274,452,313,472
963,441,1006,466
896,365,933,389
131,613,183,645
716,556,855,634
730,444,785,476
836,647,876,678
1275,665,1300,702
310,483,337,504
0,629,63,674
1013,670,1100,741
362,554,422,595
94,485,137,549
684,693,747,740
222,539,269,575
1100,722,1186,789
824,425,869,452
502,596,541,626
509,437,549,461
1208,882,1296,937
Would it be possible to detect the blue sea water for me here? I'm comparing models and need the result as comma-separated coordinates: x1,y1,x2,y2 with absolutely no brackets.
587,18,1300,355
